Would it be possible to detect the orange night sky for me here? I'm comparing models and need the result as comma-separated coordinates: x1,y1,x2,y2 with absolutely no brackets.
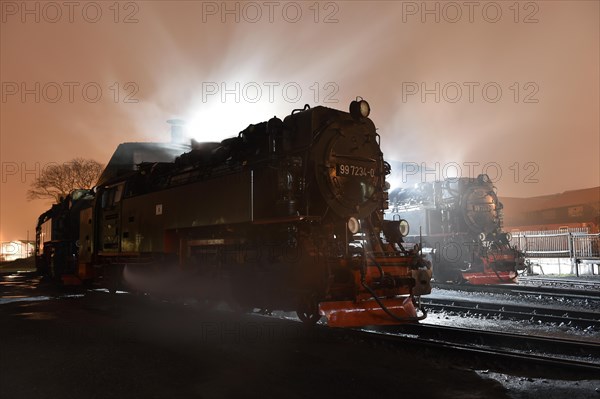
1,0,599,242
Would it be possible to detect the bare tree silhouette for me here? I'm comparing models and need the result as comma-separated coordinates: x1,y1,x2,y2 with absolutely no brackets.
27,158,103,202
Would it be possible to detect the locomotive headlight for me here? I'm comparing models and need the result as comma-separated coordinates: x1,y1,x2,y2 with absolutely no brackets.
478,232,486,241
504,232,512,241
399,219,410,237
347,217,361,234
349,97,370,120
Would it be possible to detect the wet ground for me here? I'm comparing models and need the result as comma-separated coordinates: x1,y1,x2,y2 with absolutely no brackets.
0,267,598,398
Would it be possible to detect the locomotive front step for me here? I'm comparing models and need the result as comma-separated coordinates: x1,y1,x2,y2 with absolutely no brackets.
318,296,423,327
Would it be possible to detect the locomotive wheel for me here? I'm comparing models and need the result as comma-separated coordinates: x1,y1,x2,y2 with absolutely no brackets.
226,297,253,315
104,264,123,294
296,294,321,325
433,267,463,284
107,276,118,294
297,310,321,325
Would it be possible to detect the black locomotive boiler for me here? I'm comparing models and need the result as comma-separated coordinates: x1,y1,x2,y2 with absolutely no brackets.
36,99,432,327
387,174,525,284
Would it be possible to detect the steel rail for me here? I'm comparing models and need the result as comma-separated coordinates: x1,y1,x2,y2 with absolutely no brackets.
421,297,600,329
517,276,600,290
433,282,600,300
356,323,600,376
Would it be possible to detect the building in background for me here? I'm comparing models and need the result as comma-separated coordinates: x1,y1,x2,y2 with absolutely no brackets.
501,187,600,276
501,187,600,233
0,241,34,262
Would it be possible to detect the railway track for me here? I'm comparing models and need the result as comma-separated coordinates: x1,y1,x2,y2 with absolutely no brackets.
433,281,600,301
421,297,600,329
4,271,598,379
246,309,600,378
357,323,600,377
517,276,600,291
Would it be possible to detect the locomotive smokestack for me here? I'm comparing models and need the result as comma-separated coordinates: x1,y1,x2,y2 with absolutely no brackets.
167,119,186,144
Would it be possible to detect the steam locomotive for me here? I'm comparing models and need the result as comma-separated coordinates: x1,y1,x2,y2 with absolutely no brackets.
35,99,432,327
35,189,94,284
387,174,525,284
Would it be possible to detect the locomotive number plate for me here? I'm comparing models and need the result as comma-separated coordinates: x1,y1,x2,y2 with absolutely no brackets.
473,204,493,212
336,164,375,178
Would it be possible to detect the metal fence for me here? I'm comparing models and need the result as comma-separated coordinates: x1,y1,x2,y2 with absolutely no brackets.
510,228,600,260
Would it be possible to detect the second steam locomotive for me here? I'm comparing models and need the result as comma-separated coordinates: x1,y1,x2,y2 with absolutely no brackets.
387,174,525,284
35,99,432,327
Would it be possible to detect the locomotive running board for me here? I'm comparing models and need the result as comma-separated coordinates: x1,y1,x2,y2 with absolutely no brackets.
319,297,419,328
463,271,517,285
